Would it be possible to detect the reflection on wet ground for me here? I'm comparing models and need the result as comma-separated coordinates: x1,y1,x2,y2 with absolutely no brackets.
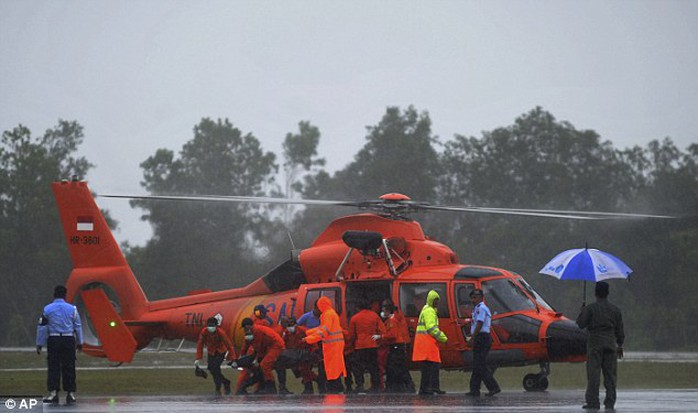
28,390,698,412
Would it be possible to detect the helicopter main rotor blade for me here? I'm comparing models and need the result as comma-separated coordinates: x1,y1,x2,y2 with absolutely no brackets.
100,193,675,220
100,193,358,207
422,205,674,219
420,205,601,220
461,206,675,219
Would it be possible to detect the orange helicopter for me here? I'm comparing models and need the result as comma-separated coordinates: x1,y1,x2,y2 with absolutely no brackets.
52,178,666,391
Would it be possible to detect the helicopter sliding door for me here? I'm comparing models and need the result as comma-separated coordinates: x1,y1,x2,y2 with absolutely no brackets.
452,281,477,351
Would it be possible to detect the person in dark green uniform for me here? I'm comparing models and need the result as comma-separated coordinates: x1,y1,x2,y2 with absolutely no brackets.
576,281,625,410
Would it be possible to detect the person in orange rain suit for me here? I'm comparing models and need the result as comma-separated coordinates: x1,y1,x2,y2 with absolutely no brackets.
381,299,416,393
349,299,386,393
303,296,346,394
235,304,284,394
279,316,318,394
240,317,285,394
195,317,237,396
412,289,448,395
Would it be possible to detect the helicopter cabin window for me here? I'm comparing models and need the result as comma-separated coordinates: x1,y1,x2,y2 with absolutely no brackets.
481,278,536,315
399,283,449,318
345,281,392,320
304,288,342,315
455,283,475,318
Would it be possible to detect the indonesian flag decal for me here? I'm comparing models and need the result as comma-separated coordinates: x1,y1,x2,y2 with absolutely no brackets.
77,216,94,231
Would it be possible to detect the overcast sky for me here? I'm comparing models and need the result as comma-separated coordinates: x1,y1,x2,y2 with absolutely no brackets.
2,1,697,246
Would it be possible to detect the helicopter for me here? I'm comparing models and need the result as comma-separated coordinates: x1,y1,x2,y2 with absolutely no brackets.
51,178,668,391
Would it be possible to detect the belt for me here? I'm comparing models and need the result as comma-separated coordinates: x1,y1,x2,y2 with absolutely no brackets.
49,333,73,337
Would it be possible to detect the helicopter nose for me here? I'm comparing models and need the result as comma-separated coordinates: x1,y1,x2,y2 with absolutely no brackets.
545,319,588,360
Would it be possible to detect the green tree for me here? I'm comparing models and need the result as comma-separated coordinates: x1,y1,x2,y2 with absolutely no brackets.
127,118,279,298
336,106,441,200
282,121,326,197
0,121,93,345
434,107,636,276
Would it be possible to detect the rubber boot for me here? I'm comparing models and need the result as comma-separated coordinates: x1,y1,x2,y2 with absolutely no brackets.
302,382,314,395
259,380,277,394
43,391,58,404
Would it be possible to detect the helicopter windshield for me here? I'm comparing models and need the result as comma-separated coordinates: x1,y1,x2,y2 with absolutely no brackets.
515,276,555,311
482,278,536,315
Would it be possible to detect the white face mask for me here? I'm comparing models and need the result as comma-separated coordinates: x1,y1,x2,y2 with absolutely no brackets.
207,326,216,333
287,326,296,333
244,334,254,342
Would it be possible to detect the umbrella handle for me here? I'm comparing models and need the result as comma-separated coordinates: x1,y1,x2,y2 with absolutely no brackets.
583,280,587,305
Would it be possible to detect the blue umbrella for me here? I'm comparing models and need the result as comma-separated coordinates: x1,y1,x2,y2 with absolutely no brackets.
539,246,632,303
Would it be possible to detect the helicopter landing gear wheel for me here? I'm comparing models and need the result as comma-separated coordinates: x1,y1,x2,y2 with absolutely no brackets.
523,373,549,391
523,362,550,391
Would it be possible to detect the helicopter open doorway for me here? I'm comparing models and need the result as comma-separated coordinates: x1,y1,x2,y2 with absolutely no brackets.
345,280,392,319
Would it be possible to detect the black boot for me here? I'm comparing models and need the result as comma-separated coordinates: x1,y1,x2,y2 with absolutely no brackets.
43,391,59,404
265,381,277,395
302,382,314,395
278,384,292,395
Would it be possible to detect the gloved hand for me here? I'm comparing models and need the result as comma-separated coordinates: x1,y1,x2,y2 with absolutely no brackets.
228,360,238,368
617,346,624,360
36,345,42,355
252,359,260,368
371,334,381,341
465,335,473,345
194,359,201,367
76,344,83,352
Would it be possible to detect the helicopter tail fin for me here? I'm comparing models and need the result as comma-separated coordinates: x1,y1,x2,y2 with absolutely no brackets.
52,179,150,360
80,288,138,362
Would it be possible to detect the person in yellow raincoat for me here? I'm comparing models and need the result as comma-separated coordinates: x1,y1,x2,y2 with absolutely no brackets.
411,289,448,395
304,296,346,393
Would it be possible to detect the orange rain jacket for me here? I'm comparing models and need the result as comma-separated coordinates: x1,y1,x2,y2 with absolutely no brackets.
349,308,386,350
411,290,448,363
305,296,346,380
196,326,237,360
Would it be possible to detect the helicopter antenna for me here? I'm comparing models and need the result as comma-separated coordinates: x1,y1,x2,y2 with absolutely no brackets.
287,231,296,250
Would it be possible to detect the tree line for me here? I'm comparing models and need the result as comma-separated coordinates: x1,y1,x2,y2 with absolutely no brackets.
1,107,696,349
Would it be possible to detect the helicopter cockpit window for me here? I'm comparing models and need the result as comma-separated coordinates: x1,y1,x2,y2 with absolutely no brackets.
399,283,449,318
455,284,475,318
515,276,554,312
482,278,536,315
304,288,342,315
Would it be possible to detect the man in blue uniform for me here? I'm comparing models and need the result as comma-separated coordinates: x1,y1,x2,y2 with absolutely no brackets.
465,289,501,397
296,306,321,329
36,285,83,404
576,281,625,410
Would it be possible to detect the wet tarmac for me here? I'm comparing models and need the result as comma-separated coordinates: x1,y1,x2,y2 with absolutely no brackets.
15,390,698,413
